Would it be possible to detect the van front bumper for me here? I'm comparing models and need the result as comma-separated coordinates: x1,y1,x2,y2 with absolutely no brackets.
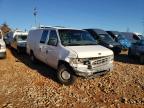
72,63,113,78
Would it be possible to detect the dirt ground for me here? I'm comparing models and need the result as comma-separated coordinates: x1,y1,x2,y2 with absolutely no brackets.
0,48,144,108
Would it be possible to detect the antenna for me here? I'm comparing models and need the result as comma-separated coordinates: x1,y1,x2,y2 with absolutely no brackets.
33,7,38,27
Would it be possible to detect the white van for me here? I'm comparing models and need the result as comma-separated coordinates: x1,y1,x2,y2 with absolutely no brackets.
0,30,6,58
27,26,114,85
9,30,28,53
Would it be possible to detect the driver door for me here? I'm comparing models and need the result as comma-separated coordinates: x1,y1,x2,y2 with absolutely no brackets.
45,30,59,68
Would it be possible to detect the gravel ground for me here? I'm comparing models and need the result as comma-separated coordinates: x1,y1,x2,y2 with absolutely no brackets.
0,49,144,108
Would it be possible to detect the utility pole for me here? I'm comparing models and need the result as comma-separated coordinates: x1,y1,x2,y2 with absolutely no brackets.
126,27,130,32
33,7,38,27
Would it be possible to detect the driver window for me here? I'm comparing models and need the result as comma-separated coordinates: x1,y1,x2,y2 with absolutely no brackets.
47,30,58,46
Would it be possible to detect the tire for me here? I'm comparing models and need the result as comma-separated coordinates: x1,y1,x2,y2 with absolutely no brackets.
128,48,132,58
139,55,144,64
57,64,76,85
30,52,37,63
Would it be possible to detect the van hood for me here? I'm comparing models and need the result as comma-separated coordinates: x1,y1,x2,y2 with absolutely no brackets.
66,45,113,58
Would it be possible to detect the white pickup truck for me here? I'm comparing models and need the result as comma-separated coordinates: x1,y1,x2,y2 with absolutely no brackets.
0,30,6,58
27,26,114,85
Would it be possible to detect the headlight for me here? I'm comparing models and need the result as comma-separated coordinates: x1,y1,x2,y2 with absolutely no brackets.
109,55,114,63
69,58,79,64
70,58,90,65
78,58,91,65
0,44,6,49
109,44,114,48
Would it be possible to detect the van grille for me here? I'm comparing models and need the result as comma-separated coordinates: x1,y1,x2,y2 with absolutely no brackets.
90,56,110,67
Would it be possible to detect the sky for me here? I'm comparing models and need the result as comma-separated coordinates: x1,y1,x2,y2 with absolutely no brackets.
0,0,144,34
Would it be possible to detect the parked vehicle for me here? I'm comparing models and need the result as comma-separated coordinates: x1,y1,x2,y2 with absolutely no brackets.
27,26,114,85
0,30,6,58
128,40,144,64
10,31,28,53
133,32,144,40
3,34,10,46
106,31,131,50
121,32,141,43
85,29,122,55
8,30,28,53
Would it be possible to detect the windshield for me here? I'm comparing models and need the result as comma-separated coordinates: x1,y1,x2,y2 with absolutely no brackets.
99,34,114,42
58,29,97,46
117,33,126,40
17,35,27,41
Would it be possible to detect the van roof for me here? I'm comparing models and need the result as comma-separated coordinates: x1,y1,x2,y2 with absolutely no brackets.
31,26,84,31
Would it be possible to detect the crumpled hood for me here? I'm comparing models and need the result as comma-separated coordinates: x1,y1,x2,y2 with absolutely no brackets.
66,45,113,58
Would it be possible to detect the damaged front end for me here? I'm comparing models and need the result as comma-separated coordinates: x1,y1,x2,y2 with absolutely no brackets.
69,55,113,78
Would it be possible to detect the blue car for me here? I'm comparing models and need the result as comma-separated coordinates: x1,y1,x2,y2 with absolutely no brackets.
128,40,144,64
107,31,131,50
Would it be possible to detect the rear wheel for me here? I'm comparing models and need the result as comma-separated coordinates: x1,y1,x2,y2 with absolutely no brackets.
57,64,76,85
30,52,37,63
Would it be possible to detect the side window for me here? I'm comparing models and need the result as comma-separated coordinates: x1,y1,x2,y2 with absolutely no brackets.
40,30,49,43
47,30,58,46
87,30,97,40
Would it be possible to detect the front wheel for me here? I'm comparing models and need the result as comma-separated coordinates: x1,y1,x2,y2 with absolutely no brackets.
57,64,76,85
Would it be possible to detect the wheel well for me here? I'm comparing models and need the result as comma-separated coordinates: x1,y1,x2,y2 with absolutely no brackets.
58,60,70,67
58,60,74,72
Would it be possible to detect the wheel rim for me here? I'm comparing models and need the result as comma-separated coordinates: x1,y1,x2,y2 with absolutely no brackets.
61,70,71,80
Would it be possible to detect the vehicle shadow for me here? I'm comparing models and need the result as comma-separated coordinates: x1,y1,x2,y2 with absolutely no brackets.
10,49,59,84
114,53,140,65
